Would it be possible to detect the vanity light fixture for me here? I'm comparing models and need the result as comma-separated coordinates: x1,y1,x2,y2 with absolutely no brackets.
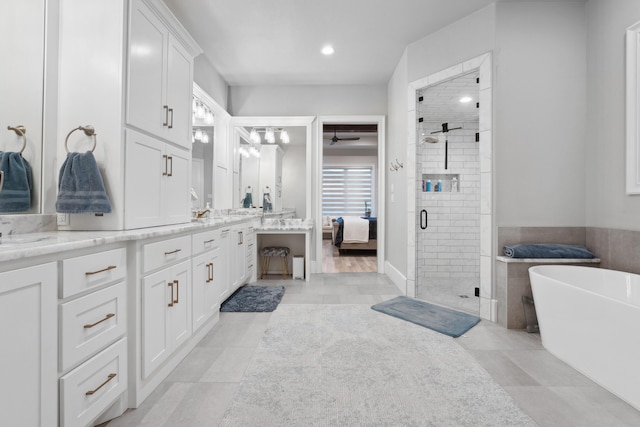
201,132,209,143
459,96,472,103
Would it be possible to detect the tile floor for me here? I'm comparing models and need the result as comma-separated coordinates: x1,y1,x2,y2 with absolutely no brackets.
102,273,640,426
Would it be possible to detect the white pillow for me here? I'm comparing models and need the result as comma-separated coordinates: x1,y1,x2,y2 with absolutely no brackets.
323,215,330,226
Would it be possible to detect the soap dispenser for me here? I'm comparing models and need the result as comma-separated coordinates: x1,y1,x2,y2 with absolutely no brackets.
205,202,211,218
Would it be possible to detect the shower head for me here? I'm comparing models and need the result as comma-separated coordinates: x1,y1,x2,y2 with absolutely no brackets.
422,136,439,144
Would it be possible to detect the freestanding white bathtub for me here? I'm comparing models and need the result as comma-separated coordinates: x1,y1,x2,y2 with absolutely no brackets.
529,265,640,411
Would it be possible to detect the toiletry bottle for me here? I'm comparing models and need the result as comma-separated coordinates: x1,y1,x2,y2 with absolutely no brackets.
451,176,458,193
426,180,431,192
437,179,442,192
205,202,211,218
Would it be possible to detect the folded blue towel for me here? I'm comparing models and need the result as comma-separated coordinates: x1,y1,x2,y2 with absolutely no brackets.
0,151,32,212
56,151,112,214
503,243,596,259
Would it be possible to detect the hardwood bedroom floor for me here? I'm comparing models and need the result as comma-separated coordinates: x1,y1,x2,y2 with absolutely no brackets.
322,239,377,273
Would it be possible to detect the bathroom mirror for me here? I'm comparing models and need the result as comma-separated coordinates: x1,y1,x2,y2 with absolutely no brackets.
192,87,214,211
626,20,640,195
0,0,47,214
230,117,314,218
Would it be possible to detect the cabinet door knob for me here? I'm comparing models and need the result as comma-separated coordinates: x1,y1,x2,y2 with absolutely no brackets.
163,105,169,127
85,373,116,396
83,313,115,329
168,281,174,307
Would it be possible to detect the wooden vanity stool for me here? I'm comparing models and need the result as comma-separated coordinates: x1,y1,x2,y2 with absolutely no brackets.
260,246,290,279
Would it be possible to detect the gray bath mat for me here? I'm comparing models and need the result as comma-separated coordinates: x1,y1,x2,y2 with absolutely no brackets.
220,285,285,312
371,296,480,338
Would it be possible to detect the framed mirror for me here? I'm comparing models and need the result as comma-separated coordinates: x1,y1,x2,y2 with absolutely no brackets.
192,87,215,211
0,1,47,214
626,20,640,195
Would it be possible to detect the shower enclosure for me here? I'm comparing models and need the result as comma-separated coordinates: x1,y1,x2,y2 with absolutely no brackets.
415,71,480,315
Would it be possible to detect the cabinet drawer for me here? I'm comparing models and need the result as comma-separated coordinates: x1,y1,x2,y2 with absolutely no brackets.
60,338,127,427
61,248,126,299
60,281,126,371
192,229,221,255
144,235,191,272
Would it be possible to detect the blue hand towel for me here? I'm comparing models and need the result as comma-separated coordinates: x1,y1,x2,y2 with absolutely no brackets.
56,151,112,214
0,151,32,212
503,243,596,259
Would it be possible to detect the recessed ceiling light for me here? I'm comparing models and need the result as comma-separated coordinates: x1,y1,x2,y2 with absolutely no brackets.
459,96,472,103
321,45,335,56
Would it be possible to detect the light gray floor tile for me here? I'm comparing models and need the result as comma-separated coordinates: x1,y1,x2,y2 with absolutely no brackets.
199,346,257,382
280,293,325,304
504,349,596,387
467,349,540,386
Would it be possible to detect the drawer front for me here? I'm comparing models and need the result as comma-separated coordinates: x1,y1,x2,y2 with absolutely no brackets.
61,248,126,298
60,281,127,371
144,235,191,272
60,338,127,427
192,229,221,255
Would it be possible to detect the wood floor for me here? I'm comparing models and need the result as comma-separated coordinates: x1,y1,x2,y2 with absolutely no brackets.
322,239,377,273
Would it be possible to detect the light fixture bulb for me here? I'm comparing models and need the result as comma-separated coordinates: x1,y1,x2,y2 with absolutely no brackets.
205,109,214,124
280,129,290,144
202,133,209,143
195,102,205,119
321,45,335,55
250,128,261,144
265,128,275,143
459,96,472,103
194,128,203,141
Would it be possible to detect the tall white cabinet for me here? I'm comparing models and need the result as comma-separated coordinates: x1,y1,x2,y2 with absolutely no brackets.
57,0,201,230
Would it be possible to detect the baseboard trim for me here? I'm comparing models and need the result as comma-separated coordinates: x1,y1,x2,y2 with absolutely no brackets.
384,260,406,295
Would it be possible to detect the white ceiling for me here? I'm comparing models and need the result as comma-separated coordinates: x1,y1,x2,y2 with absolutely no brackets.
164,0,500,86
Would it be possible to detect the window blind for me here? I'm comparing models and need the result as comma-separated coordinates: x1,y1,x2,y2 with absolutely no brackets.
322,167,373,216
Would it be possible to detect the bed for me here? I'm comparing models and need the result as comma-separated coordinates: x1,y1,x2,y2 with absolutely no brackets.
332,216,377,252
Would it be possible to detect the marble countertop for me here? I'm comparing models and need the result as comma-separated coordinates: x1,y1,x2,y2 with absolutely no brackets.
254,218,314,232
0,215,257,262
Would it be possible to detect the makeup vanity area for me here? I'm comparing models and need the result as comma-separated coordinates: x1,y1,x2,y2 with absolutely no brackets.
0,1,315,426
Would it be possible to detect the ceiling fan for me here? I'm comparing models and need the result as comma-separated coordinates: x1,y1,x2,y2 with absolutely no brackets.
327,129,360,146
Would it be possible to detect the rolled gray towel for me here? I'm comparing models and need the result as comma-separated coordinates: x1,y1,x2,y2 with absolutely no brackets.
503,243,596,259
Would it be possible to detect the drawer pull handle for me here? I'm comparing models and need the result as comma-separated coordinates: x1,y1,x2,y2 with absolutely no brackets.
85,265,117,276
164,249,181,255
168,282,174,307
207,263,214,282
204,239,215,244
174,279,179,304
85,373,116,396
84,313,115,329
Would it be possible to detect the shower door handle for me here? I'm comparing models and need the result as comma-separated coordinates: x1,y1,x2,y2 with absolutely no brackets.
420,210,428,230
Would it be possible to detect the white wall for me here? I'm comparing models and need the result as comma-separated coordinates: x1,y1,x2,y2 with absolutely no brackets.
228,84,387,116
194,55,229,109
386,49,409,278
585,0,640,230
494,1,587,227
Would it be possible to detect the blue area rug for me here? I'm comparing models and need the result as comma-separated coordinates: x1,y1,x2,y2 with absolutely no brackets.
220,285,285,312
371,296,480,338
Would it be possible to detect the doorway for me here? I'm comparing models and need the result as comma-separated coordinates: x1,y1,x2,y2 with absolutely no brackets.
407,53,494,320
314,116,386,274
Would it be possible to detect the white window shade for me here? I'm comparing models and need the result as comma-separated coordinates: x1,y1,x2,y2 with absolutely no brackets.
322,167,373,216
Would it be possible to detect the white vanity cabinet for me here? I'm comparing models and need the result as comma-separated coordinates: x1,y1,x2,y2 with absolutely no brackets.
58,247,128,427
0,263,57,427
124,129,191,229
127,0,193,149
57,0,201,231
191,229,223,332
141,236,192,379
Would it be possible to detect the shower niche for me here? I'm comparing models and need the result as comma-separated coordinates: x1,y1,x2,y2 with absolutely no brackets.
421,173,460,193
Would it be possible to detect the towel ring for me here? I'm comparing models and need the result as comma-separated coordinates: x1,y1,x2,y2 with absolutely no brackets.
7,126,27,154
65,125,97,153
